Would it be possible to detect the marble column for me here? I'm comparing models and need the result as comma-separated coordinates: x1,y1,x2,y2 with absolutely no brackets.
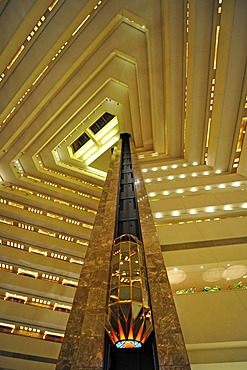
130,139,191,370
56,137,190,369
56,144,121,370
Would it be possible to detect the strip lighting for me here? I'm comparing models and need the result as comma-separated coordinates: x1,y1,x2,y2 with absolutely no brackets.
72,15,91,36
1,237,84,267
0,216,88,246
0,321,65,343
1,290,72,312
204,1,223,163
7,45,25,70
0,0,60,83
32,66,49,86
183,0,190,154
213,26,220,70
0,260,78,287
11,160,101,201
1,0,104,126
48,0,59,11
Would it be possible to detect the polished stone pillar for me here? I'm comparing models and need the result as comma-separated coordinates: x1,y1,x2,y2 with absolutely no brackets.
56,145,121,370
56,137,190,369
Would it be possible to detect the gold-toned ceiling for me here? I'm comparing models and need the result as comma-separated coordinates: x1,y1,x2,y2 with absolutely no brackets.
0,2,247,367
1,0,246,186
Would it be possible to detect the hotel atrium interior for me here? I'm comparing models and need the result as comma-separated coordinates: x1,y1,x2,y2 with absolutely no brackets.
0,0,247,369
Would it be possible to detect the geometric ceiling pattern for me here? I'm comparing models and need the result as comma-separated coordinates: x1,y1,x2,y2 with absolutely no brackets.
0,1,247,369
0,0,247,184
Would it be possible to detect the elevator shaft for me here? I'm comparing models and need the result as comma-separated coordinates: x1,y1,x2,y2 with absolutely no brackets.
105,133,153,350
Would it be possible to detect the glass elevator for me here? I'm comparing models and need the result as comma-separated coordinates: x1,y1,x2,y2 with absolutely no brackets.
104,133,158,370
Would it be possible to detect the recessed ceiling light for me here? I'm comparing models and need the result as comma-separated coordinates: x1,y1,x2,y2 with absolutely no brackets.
172,210,180,217
163,191,169,196
179,174,186,178
215,169,221,174
162,166,167,170
152,167,158,171
232,181,241,187
176,189,184,194
205,206,215,213
142,168,148,173
189,209,197,215
172,164,177,169
190,187,198,192
241,203,247,209
149,192,155,197
223,205,232,211
218,184,225,189
145,179,151,183
205,186,211,190
193,162,198,166
157,177,162,181
192,173,197,177
203,171,209,175
168,176,174,180
155,213,162,219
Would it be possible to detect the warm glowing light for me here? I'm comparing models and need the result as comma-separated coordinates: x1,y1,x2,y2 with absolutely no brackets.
223,205,232,211
72,15,91,36
232,181,241,187
190,187,198,192
48,0,59,11
7,45,25,69
155,213,162,219
172,210,180,217
205,206,215,213
116,340,142,349
213,26,220,70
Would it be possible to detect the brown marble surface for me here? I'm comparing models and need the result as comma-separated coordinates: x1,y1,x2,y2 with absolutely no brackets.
57,139,190,369
56,145,121,370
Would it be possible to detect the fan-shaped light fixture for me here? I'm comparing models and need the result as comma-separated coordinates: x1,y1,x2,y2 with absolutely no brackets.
222,265,247,280
167,269,187,284
202,267,224,282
